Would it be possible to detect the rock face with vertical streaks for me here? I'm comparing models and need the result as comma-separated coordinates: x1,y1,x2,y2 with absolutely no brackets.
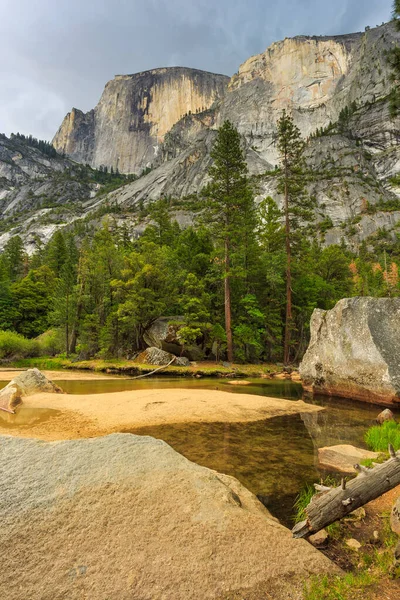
53,68,229,174
300,297,400,405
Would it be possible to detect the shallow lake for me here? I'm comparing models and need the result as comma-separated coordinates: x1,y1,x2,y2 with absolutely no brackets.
1,375,398,525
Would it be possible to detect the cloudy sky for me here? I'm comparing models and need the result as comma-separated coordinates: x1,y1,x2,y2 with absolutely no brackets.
0,0,393,141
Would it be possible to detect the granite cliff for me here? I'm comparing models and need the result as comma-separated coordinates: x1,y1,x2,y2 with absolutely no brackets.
53,67,229,175
2,22,400,251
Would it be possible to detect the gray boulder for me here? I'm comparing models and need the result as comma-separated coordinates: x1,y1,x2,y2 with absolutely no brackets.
0,433,335,600
143,316,184,355
376,409,396,425
144,317,205,361
137,347,190,367
300,298,400,405
0,368,63,413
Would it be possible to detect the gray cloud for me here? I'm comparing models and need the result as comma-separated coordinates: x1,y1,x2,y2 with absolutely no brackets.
0,0,393,140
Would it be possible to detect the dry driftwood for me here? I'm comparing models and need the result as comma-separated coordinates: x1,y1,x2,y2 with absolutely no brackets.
292,444,400,539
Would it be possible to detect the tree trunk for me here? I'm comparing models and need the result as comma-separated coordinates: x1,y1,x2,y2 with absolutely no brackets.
292,448,400,539
225,238,233,362
284,164,292,366
69,275,86,355
65,293,69,358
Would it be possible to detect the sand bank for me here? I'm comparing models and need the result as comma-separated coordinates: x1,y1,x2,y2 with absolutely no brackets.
3,387,322,440
0,369,124,381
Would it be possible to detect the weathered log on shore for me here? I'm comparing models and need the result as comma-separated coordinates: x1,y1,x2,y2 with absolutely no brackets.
292,446,400,539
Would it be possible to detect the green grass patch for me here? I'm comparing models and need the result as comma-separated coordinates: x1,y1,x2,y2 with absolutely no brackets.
360,454,387,468
304,571,377,600
11,356,281,378
365,420,400,452
293,484,315,524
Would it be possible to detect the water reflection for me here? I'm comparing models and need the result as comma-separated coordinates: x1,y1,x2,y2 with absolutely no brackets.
0,374,398,524
0,407,60,428
125,414,318,526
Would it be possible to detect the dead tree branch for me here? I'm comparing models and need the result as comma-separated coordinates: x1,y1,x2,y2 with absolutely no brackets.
292,446,400,539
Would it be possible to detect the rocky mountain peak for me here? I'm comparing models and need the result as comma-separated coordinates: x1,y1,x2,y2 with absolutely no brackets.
52,67,229,175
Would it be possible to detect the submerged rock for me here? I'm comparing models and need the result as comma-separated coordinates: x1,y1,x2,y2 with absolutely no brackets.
0,433,335,600
300,297,400,405
318,444,379,474
0,368,63,413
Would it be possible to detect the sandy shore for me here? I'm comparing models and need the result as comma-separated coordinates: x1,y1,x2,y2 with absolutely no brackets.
2,388,322,441
0,369,124,381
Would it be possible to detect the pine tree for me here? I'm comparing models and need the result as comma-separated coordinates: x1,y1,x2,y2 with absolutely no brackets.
203,120,255,362
388,1,400,117
276,110,314,365
3,236,25,281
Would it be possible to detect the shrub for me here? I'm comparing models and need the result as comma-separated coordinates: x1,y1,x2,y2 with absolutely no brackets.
0,330,39,359
365,420,400,452
35,329,64,356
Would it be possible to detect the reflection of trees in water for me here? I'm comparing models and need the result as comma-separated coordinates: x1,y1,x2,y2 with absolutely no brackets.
128,414,318,526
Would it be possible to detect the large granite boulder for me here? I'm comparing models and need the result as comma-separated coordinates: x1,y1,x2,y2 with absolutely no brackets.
144,317,205,361
0,368,63,413
300,298,400,405
143,316,184,354
0,433,335,600
137,346,190,367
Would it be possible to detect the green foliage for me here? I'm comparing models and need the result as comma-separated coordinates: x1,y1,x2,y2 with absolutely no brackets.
36,329,64,357
10,132,60,158
388,1,400,117
293,484,315,523
202,120,257,361
0,330,38,359
365,420,400,452
303,572,377,600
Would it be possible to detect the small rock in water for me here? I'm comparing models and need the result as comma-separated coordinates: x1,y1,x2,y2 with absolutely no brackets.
346,538,362,551
256,494,271,508
318,445,379,474
309,529,329,547
376,409,395,425
227,380,251,386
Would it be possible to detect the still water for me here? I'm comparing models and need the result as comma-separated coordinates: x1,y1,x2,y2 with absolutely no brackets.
0,376,396,525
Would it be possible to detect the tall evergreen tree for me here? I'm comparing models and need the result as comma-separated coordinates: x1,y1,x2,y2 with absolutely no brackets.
277,110,314,365
203,120,255,362
388,1,400,117
3,236,25,281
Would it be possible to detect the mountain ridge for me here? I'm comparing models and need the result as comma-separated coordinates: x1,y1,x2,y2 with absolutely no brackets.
1,21,400,253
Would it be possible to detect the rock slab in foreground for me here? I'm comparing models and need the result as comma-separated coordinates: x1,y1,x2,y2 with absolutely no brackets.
0,433,334,600
318,444,380,474
300,297,400,405
0,368,63,413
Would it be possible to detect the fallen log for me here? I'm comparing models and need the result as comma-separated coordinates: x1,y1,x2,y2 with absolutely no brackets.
292,445,400,539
